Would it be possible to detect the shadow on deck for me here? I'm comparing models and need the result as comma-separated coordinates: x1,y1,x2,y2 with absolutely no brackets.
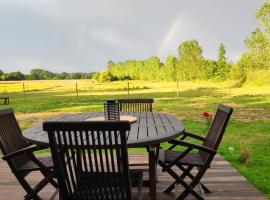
0,154,267,200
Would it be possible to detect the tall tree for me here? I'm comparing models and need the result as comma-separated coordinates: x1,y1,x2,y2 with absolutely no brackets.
244,29,270,69
232,1,270,80
177,40,204,80
256,1,270,37
163,55,177,80
216,43,231,79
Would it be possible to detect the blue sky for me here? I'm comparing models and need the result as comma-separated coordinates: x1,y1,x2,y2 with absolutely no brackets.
0,0,265,73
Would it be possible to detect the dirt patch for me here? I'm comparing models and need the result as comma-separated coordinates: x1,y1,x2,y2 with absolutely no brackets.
234,107,270,122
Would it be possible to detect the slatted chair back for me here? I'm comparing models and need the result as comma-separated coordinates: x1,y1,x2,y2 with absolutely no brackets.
200,104,233,162
44,121,132,200
118,98,154,112
0,108,30,170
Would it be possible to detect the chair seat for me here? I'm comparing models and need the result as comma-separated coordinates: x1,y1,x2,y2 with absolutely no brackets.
159,149,206,167
71,171,143,200
17,156,54,172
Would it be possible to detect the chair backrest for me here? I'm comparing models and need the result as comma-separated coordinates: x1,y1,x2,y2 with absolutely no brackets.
200,104,233,162
118,98,154,112
0,108,30,170
44,121,132,200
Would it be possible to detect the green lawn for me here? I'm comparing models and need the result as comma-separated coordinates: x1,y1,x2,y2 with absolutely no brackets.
0,79,269,198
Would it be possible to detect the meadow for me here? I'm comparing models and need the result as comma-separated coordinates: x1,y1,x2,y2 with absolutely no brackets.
0,79,269,198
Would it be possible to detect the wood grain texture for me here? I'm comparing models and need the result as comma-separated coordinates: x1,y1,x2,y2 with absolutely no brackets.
23,112,184,148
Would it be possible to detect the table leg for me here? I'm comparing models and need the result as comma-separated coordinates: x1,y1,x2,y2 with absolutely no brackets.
148,145,156,200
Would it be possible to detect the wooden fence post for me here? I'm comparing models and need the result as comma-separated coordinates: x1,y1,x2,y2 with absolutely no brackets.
127,82,130,98
76,82,79,100
176,80,179,97
23,83,26,100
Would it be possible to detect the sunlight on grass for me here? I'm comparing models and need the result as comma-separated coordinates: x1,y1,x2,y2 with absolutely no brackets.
0,79,269,198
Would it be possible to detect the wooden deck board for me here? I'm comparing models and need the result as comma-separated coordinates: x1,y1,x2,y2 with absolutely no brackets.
0,154,267,200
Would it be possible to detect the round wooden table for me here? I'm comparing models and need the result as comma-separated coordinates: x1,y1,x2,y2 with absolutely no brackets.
23,112,184,200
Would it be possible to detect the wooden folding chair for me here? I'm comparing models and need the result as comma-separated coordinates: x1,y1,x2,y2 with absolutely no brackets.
118,98,156,169
158,104,233,200
0,108,57,200
118,98,154,112
44,121,143,200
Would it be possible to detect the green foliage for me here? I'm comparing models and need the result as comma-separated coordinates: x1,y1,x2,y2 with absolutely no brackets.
231,53,252,80
106,40,234,82
216,43,232,80
232,2,270,82
177,40,204,80
244,29,270,69
163,56,177,81
142,56,163,80
256,1,270,37
0,68,96,81
28,69,54,80
95,71,117,82
2,71,25,80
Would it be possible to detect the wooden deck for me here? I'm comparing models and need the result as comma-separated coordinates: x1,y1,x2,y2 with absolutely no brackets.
0,154,267,200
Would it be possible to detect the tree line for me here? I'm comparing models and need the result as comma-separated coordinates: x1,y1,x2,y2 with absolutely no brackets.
0,69,96,81
95,42,231,82
93,1,270,83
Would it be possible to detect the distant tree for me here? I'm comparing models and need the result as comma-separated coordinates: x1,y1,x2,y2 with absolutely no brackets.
0,69,3,80
69,73,81,79
216,43,231,79
29,69,54,80
81,72,94,79
3,71,25,80
60,72,68,79
163,56,177,81
177,40,204,80
97,71,117,82
142,56,162,80
244,29,270,69
256,1,270,37
92,72,100,81
200,59,219,79
231,53,253,79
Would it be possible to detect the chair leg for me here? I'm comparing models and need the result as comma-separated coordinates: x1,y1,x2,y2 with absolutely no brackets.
164,181,177,193
164,165,193,193
200,183,211,194
177,167,209,200
177,164,211,194
16,175,42,200
159,161,206,200
137,173,143,200
39,168,58,188
25,174,55,200
50,189,59,200
155,144,160,165
167,167,204,200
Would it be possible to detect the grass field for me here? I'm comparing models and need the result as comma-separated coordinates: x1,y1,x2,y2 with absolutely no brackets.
0,79,269,198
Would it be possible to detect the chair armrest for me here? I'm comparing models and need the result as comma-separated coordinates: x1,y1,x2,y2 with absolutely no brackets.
182,131,205,141
168,140,216,154
2,145,41,161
